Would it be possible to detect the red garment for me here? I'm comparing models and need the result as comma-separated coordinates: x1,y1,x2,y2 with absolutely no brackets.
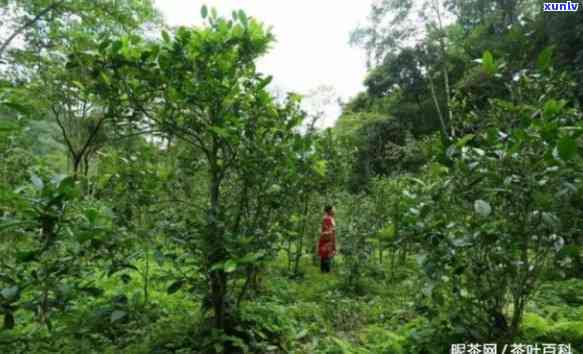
319,214,336,259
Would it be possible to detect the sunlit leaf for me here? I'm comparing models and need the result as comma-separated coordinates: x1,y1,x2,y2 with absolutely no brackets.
537,46,554,71
100,72,110,85
0,286,19,302
50,174,67,185
456,134,475,148
543,99,566,118
542,212,560,229
482,51,496,75
210,262,224,272
224,259,238,273
31,174,43,190
110,310,127,323
313,160,327,177
474,200,492,217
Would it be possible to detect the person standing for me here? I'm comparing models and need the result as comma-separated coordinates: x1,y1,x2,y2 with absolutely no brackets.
318,205,336,273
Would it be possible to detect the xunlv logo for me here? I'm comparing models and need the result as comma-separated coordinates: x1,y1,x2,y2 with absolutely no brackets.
544,1,580,11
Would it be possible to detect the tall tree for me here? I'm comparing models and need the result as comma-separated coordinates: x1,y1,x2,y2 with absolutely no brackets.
75,9,306,347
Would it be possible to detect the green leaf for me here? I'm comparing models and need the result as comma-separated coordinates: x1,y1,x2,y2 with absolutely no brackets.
313,160,327,177
111,40,123,54
0,220,33,232
57,176,76,197
267,184,282,195
56,284,73,299
474,200,492,217
238,9,248,26
201,5,208,19
482,51,496,75
209,126,229,138
544,99,566,118
456,134,475,148
167,280,184,294
558,136,577,161
31,174,43,190
224,259,238,273
537,46,554,71
100,72,111,85
72,81,84,89
378,224,396,240
3,102,29,115
50,174,67,185
415,254,427,266
541,121,559,142
0,119,19,131
85,208,98,224
98,39,111,53
542,212,560,229
1,286,19,302
239,251,265,264
210,262,224,272
259,75,273,89
422,283,435,297
110,310,127,323
59,175,76,186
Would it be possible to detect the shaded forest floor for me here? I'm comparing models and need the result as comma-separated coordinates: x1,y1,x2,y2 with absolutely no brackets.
2,255,582,353
259,256,583,353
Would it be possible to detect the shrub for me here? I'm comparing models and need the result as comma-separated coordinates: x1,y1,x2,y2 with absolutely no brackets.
547,321,583,352
358,325,404,354
519,313,550,342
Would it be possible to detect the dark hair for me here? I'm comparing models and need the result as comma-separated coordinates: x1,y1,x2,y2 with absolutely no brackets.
324,205,333,213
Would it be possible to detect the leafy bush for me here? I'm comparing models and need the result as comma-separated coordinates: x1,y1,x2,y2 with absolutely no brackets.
555,281,583,306
236,300,301,353
318,336,368,354
519,313,550,342
397,317,462,354
547,321,583,352
358,325,404,353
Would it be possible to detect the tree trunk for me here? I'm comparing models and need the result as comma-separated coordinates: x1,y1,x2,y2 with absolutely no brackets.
433,0,452,139
287,240,293,273
207,154,228,335
73,155,82,179
293,196,310,276
427,73,449,143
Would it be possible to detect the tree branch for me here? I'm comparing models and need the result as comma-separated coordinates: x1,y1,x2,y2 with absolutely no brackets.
0,0,66,60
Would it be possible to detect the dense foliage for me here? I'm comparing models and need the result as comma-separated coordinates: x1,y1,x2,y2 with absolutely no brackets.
1,1,582,353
